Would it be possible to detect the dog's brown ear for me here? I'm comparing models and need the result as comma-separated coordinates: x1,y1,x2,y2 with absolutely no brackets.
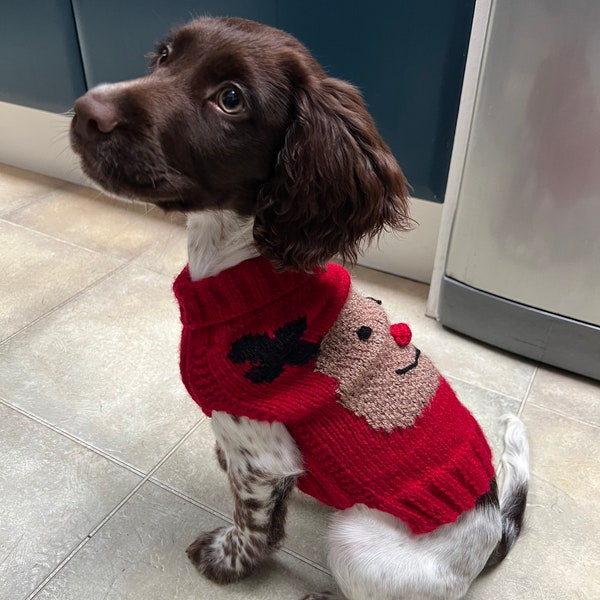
254,77,411,272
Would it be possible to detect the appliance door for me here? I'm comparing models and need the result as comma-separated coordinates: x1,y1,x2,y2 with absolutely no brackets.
439,0,600,380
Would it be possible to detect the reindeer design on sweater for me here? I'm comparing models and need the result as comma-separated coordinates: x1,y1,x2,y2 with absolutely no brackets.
174,257,493,534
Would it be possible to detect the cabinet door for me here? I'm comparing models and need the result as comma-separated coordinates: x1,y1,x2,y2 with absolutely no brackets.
71,0,277,85
279,1,475,202
0,0,86,112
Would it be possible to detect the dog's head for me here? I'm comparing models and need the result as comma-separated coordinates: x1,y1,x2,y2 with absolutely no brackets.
71,17,410,271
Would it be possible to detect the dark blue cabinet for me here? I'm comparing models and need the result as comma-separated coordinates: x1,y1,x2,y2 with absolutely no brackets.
0,0,474,202
71,0,277,86
278,2,475,201
0,0,86,113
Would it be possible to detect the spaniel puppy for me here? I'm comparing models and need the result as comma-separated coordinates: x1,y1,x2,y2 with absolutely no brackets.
70,17,529,600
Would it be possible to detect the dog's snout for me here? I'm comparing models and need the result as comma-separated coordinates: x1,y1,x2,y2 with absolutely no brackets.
73,92,119,138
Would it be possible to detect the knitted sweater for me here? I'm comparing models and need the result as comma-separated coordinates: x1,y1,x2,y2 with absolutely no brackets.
173,257,494,534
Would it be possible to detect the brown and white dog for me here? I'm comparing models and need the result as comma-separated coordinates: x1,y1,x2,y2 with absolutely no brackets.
70,17,529,600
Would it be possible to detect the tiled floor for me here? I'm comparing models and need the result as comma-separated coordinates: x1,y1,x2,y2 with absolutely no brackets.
1,162,599,600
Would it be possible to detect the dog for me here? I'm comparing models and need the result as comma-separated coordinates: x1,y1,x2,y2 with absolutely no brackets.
70,17,529,600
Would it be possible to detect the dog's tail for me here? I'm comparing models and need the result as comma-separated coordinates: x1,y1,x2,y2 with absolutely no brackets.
485,414,530,568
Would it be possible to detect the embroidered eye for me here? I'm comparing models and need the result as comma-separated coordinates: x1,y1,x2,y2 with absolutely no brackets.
356,326,373,341
217,87,245,114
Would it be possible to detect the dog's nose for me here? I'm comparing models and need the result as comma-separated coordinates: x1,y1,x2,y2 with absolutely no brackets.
73,92,119,137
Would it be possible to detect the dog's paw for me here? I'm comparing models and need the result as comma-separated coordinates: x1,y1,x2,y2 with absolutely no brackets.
186,526,252,584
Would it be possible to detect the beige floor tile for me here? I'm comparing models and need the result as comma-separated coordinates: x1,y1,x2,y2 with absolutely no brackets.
521,403,600,503
0,220,122,341
6,183,182,261
0,403,141,600
151,419,233,509
466,473,599,600
466,403,600,598
2,164,599,600
284,493,335,569
132,212,188,278
0,263,200,472
152,419,333,568
34,482,334,600
349,264,536,400
0,163,69,216
152,419,233,513
528,366,600,427
6,174,189,278
447,377,521,463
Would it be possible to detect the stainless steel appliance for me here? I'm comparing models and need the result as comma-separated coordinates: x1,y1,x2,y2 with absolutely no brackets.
438,0,600,380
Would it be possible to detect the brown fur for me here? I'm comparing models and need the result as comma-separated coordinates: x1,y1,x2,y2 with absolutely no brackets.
70,16,411,272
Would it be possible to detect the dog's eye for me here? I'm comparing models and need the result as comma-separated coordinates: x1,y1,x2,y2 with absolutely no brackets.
217,87,245,114
156,45,170,66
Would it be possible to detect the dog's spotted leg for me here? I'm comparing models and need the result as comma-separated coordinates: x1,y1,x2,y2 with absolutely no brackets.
215,441,228,471
187,474,295,583
187,412,303,583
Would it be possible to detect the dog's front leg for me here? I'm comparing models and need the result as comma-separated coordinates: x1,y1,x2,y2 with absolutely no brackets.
187,412,302,584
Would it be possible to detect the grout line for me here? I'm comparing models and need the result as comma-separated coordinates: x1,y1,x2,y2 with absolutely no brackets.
24,537,92,600
0,258,132,347
143,416,207,480
25,477,152,600
0,397,146,477
445,373,526,405
277,547,331,575
18,411,331,600
24,416,207,599
0,396,206,478
148,478,236,523
1,195,182,271
526,401,599,430
0,178,73,221
518,365,539,418
0,216,128,258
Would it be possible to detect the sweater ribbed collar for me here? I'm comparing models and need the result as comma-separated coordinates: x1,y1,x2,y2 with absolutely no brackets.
173,257,326,327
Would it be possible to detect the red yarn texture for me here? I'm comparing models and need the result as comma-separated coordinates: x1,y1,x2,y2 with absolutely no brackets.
173,257,494,534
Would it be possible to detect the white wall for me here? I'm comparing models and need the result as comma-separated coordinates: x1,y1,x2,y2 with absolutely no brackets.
0,101,87,187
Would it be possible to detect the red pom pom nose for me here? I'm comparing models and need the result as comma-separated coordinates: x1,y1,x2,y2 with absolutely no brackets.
390,323,412,346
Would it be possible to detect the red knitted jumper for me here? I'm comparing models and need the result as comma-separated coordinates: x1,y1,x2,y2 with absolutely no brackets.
173,257,494,534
